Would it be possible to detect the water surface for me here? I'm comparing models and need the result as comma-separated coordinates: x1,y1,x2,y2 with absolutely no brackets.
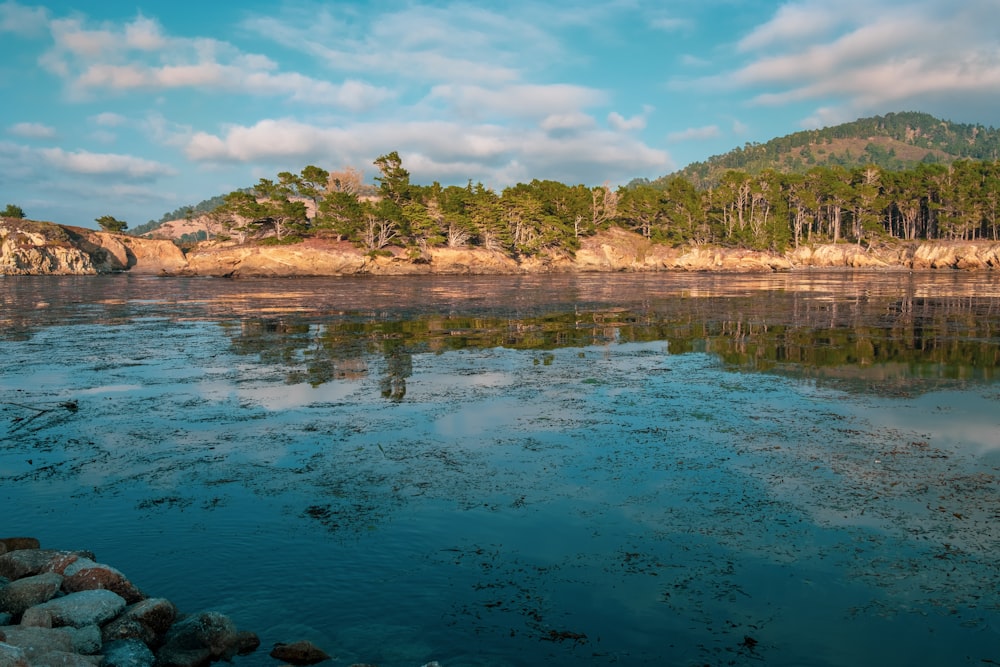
1,272,999,666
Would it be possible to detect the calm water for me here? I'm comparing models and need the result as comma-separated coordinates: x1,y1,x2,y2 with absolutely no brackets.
1,272,999,666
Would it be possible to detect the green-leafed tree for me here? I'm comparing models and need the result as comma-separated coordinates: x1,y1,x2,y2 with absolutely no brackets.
374,151,411,205
616,185,665,240
96,215,128,233
465,183,508,251
316,191,364,241
2,204,25,219
660,176,707,245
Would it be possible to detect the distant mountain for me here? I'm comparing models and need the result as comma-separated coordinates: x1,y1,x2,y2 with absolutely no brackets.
650,112,1000,190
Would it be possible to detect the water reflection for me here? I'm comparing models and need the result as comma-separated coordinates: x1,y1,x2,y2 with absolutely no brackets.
3,272,1000,666
221,295,1000,397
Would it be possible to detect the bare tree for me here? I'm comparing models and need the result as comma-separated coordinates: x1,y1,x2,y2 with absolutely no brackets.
362,212,398,251
327,167,364,196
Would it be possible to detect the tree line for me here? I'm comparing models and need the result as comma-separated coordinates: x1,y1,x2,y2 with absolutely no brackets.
210,152,1000,257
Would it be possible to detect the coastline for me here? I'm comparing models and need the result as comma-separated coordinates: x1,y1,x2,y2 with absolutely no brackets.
3,219,1000,277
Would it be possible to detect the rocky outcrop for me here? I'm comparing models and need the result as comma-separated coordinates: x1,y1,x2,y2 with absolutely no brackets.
6,217,1000,276
0,220,186,275
0,540,447,667
0,542,257,667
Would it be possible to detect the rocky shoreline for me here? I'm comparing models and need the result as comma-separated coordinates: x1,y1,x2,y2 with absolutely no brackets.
3,218,1000,276
0,538,435,667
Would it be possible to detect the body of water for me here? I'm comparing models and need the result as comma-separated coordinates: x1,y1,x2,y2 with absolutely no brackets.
1,272,999,666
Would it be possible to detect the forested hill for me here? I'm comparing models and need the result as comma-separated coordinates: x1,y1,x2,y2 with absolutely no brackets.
654,112,1000,190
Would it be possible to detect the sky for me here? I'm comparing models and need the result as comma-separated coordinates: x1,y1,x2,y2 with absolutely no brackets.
2,0,1000,229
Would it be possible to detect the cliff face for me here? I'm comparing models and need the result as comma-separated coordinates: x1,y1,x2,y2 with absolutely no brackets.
4,217,1000,276
0,219,187,275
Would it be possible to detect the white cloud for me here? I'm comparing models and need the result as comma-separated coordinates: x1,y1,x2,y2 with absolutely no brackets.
651,16,692,32
684,0,1000,128
183,117,671,187
92,112,128,127
0,0,48,34
540,113,595,133
8,122,56,139
668,125,721,142
240,4,548,86
429,84,606,120
38,147,176,180
738,0,849,52
39,13,393,111
608,107,652,132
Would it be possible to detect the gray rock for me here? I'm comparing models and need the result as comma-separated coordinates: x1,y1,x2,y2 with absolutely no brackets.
21,589,126,628
59,559,99,579
156,612,243,667
64,625,101,654
0,551,93,581
21,649,100,667
0,641,28,667
0,539,40,555
269,640,331,665
62,564,145,604
0,615,10,627
103,639,155,667
101,598,177,647
0,626,75,658
0,572,63,617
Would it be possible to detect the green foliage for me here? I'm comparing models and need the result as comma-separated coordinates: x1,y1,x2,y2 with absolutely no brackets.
148,131,1000,262
663,112,1000,189
95,215,128,232
2,204,25,219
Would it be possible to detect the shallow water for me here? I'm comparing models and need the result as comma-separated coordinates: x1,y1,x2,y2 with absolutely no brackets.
1,272,999,666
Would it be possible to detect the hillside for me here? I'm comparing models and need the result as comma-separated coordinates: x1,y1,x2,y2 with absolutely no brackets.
653,111,1000,189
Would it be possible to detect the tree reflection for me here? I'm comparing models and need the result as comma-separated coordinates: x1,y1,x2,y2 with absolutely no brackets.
224,293,1000,398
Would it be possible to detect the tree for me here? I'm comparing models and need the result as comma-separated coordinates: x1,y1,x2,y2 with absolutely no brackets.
2,204,25,218
373,151,411,205
96,215,128,233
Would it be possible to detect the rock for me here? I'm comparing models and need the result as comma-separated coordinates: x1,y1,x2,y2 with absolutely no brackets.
0,539,40,555
0,572,63,617
22,649,101,667
62,564,145,604
234,631,260,656
20,589,126,628
0,626,75,660
43,554,90,577
0,641,29,667
268,640,332,665
0,615,10,627
103,639,155,667
64,625,101,654
101,598,177,647
156,612,252,667
0,550,94,580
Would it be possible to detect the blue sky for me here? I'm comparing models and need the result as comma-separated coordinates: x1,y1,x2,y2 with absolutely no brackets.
2,0,999,229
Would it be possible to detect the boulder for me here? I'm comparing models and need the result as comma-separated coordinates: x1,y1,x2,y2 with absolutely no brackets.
101,598,177,647
0,626,75,659
269,640,332,665
0,539,40,555
0,572,63,617
20,589,126,629
0,641,29,667
156,612,256,667
62,564,145,604
0,550,94,580
103,639,155,667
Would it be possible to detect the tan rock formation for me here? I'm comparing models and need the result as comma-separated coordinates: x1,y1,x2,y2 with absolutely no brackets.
7,217,1000,276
